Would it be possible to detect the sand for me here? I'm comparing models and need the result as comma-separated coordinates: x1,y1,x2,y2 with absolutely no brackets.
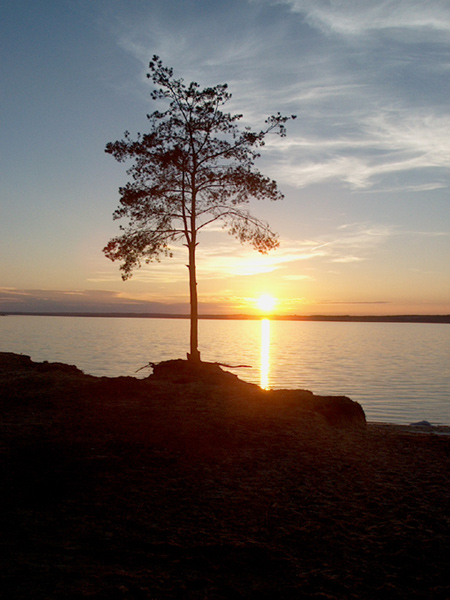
1,352,450,599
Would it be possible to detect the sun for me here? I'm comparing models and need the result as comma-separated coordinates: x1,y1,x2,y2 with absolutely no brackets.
256,294,277,313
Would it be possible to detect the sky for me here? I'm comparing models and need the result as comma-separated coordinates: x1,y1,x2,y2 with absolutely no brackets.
1,0,449,316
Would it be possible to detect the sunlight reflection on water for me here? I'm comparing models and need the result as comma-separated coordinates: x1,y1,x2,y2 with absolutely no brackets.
260,319,270,390
1,315,449,425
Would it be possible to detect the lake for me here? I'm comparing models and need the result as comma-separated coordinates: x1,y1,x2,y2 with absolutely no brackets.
1,315,449,425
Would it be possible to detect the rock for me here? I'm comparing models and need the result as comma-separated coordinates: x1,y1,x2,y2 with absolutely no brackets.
148,360,366,428
0,353,366,429
149,359,245,386
309,395,366,429
0,352,35,372
0,352,82,376
410,420,433,428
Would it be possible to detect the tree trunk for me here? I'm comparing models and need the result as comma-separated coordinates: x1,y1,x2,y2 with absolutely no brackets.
187,241,201,363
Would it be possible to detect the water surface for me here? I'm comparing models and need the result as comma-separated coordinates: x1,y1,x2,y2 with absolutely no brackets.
1,315,449,425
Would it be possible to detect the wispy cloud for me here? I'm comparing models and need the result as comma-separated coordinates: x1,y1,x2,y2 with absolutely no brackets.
93,221,392,286
267,108,450,190
282,274,314,281
0,287,190,313
282,0,450,36
193,222,394,279
110,0,450,194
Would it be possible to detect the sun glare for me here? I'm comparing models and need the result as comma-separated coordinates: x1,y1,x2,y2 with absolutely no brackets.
256,294,277,314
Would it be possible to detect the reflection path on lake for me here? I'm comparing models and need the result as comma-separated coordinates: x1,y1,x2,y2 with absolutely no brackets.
260,318,270,389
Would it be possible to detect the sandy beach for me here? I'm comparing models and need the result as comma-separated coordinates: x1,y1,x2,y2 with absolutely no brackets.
1,352,449,599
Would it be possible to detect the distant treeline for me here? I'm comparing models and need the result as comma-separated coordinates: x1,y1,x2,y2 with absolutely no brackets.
3,312,450,323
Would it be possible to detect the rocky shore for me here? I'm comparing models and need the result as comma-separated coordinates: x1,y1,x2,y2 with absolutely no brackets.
1,352,450,598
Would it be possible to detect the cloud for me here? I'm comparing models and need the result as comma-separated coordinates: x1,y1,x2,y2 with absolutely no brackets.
282,0,450,36
192,222,395,279
317,300,391,306
268,108,450,190
0,288,183,313
363,183,447,194
398,229,450,238
108,0,450,195
331,256,365,264
282,274,314,281
365,112,450,162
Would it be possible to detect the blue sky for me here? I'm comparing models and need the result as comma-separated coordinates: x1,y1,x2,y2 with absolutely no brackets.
1,0,449,315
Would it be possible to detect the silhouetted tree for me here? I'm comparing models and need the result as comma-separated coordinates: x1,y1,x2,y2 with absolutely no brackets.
104,56,294,362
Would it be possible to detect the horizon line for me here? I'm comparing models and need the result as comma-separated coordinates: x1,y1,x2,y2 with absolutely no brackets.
2,311,450,323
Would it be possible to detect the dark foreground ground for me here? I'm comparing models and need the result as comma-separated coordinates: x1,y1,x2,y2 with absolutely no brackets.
1,352,449,599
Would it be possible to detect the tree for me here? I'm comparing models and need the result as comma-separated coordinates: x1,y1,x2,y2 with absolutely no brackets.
104,56,295,363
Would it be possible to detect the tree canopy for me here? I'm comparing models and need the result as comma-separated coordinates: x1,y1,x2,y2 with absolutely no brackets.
104,56,295,361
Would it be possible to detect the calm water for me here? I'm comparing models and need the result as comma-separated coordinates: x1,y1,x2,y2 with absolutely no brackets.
1,315,449,425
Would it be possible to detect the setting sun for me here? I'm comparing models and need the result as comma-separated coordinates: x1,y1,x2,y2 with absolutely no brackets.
256,294,277,313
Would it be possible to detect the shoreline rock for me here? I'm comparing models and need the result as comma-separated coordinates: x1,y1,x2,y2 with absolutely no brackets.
0,352,366,430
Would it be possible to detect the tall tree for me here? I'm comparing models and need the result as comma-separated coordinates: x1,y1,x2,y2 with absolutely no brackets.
104,56,294,362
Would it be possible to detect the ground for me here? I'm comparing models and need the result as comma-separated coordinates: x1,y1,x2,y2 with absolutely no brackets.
1,353,449,599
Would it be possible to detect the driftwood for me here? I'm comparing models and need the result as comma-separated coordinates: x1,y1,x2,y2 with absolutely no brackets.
135,360,252,374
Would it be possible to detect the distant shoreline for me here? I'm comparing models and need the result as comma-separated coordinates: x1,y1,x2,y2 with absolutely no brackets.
2,312,450,323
